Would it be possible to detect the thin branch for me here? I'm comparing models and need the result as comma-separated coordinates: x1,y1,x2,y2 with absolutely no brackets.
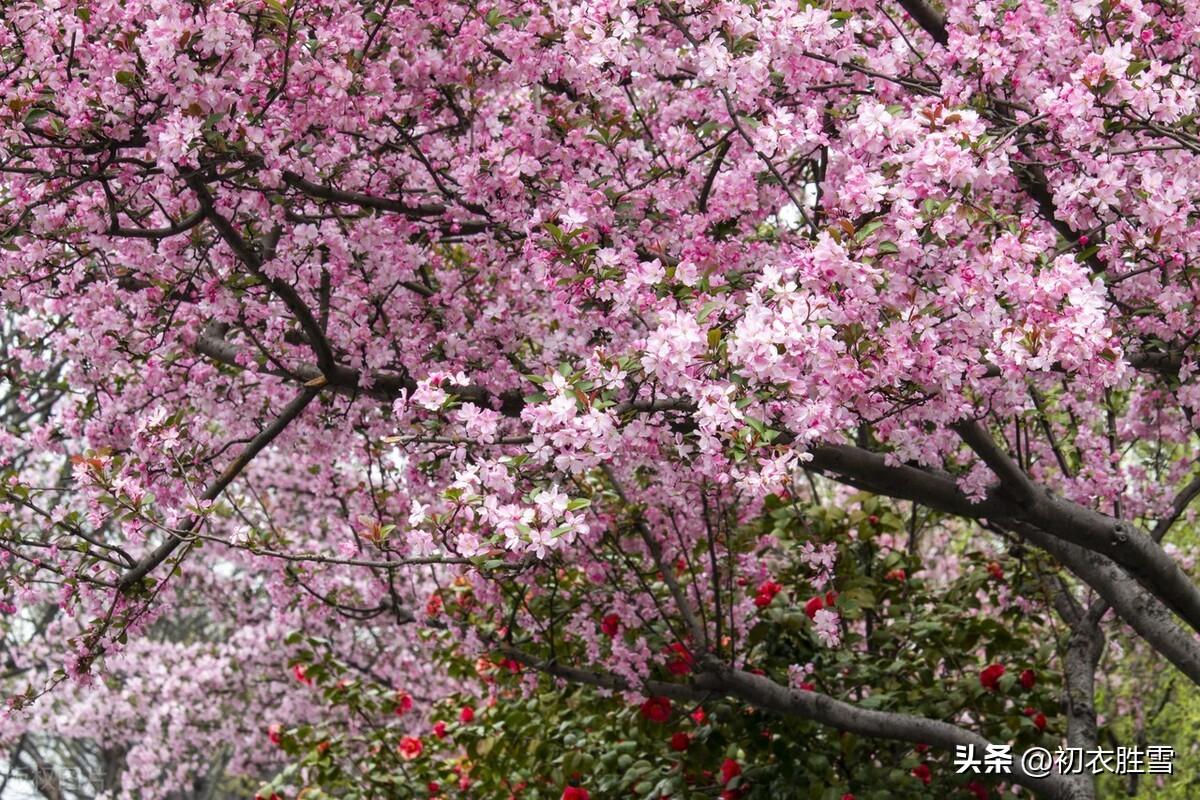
117,385,320,592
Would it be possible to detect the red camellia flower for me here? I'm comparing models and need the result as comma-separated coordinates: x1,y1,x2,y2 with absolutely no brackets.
986,561,1004,580
459,706,475,723
1024,706,1047,730
669,731,691,751
841,795,856,800
292,664,313,686
561,786,590,800
885,568,907,582
798,682,815,691
803,595,824,618
267,724,282,746
911,763,931,785
979,663,1006,691
966,781,989,800
720,758,741,784
824,590,838,607
432,721,447,739
915,743,930,754
398,736,423,760
640,696,672,724
427,783,440,794
754,580,783,608
600,613,620,637
1019,669,1037,689
690,707,707,724
394,691,413,715
665,642,694,675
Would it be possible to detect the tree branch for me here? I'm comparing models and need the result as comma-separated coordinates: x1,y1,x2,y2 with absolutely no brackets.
185,175,337,372
1014,524,1200,685
117,385,320,592
894,0,948,44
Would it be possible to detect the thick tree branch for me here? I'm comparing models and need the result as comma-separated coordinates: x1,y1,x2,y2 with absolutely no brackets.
894,0,948,44
1060,619,1104,800
1014,525,1200,685
804,443,1200,641
955,420,1038,502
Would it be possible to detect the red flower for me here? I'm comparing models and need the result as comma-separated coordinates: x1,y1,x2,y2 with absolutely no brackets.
885,568,907,582
966,781,988,800
432,720,447,739
267,724,282,746
669,731,691,751
841,795,856,800
292,664,313,686
394,691,414,715
1024,707,1047,730
317,740,330,753
459,705,475,723
720,758,741,784
915,743,930,754
640,696,672,724
427,782,440,794
803,596,824,618
426,594,443,616
666,642,694,675
824,590,838,607
398,736,423,760
754,580,783,608
561,787,590,800
798,682,815,691
601,613,620,637
690,707,707,724
986,561,1004,580
979,663,1005,691
1019,669,1036,690
911,763,931,785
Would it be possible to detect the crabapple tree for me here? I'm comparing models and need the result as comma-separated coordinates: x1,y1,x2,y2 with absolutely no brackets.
0,0,1199,798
